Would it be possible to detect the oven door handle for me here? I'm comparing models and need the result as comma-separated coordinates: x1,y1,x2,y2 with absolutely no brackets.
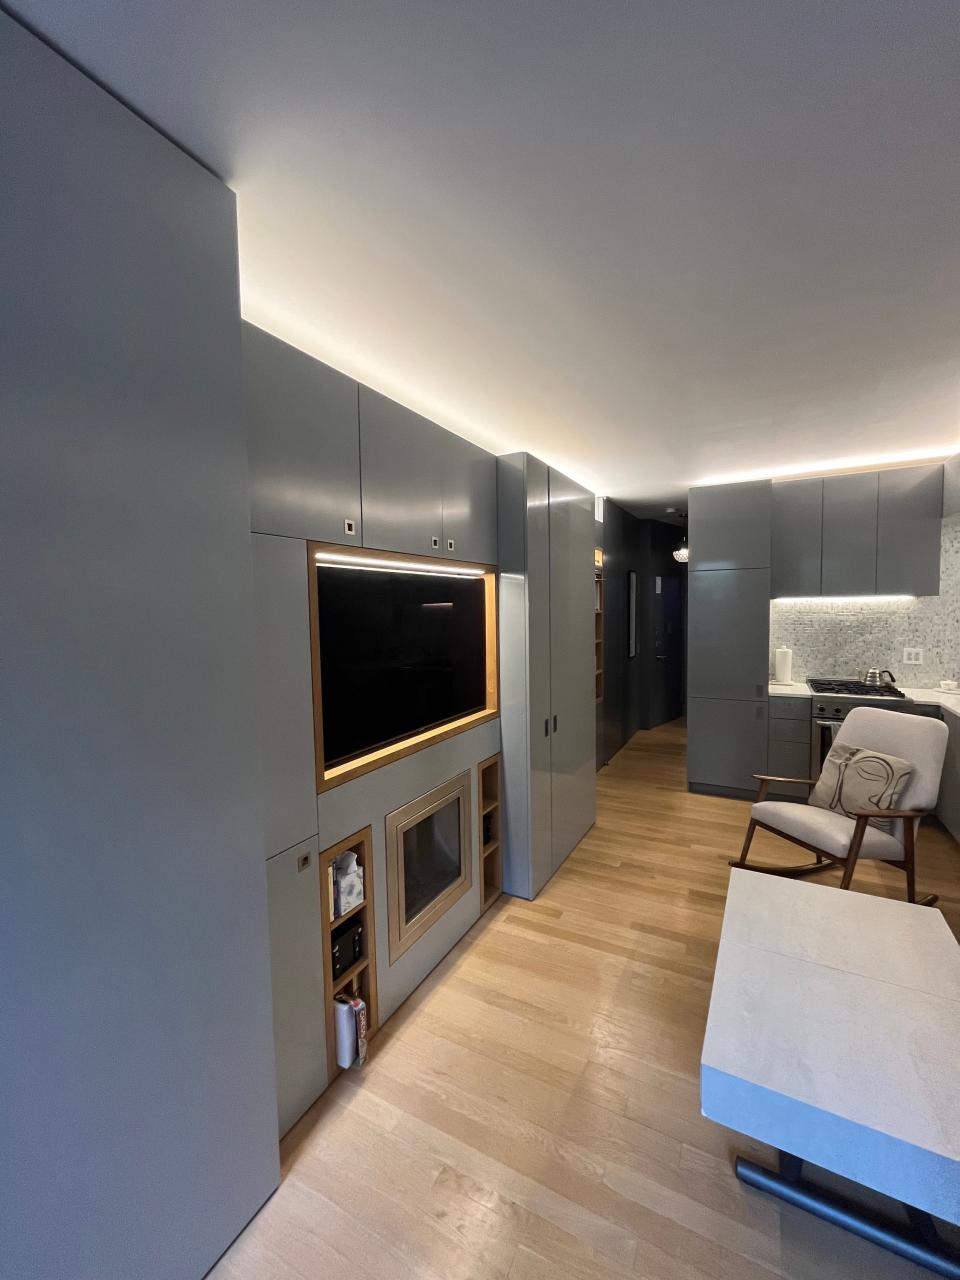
811,718,841,776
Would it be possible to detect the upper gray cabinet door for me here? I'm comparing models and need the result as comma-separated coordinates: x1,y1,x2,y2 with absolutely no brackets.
877,464,943,596
688,481,771,570
944,454,960,519
688,567,771,700
242,323,361,543
358,387,444,556
821,472,878,595
771,479,822,598
441,432,497,564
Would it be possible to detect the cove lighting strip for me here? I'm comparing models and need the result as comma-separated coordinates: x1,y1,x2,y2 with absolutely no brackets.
314,551,485,578
772,595,914,603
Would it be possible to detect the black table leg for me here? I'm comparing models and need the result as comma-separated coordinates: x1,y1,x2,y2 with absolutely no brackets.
735,1152,960,1279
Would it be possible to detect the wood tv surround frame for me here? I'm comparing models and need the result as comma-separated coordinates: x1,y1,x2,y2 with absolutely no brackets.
307,542,499,793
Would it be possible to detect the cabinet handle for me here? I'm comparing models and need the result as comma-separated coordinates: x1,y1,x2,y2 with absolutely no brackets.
756,683,765,698
553,714,558,733
297,853,311,872
755,705,764,720
447,538,455,552
545,718,550,737
343,518,357,537
431,536,440,549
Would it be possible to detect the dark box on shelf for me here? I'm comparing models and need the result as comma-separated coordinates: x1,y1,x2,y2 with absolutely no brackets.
331,918,364,979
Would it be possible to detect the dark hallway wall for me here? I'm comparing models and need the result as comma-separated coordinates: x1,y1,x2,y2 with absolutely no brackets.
597,502,686,765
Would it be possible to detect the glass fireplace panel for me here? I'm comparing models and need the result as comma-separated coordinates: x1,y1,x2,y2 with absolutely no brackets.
402,796,461,924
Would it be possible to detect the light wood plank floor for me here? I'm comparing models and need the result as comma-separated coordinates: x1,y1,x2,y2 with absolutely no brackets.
212,720,959,1280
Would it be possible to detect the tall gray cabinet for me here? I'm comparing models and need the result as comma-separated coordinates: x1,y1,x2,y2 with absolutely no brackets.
498,454,596,898
1,15,279,1280
687,481,771,795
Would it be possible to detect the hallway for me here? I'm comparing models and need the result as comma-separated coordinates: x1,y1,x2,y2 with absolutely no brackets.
213,722,959,1280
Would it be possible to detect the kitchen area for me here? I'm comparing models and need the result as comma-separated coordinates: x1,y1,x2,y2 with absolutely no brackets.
686,453,960,844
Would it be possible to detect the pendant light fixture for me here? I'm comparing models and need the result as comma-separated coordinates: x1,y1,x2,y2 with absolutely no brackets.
671,511,689,563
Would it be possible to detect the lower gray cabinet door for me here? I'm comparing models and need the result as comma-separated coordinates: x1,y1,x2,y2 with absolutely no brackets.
767,738,813,799
687,698,768,792
266,838,328,1137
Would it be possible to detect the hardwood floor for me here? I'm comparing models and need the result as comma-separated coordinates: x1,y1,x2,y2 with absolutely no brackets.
212,720,959,1280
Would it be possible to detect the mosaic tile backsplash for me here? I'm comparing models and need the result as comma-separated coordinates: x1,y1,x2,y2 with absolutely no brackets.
769,515,960,688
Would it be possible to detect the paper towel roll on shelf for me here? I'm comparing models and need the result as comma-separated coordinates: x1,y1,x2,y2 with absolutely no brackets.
774,648,793,684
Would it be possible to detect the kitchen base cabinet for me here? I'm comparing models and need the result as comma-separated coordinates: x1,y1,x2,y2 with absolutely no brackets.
768,696,812,799
266,838,328,1137
936,710,960,844
687,698,768,796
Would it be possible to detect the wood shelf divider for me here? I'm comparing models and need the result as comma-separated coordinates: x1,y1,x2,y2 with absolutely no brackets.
478,752,502,911
318,826,379,1080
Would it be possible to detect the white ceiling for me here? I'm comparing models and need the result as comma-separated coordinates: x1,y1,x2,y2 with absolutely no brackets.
11,0,960,510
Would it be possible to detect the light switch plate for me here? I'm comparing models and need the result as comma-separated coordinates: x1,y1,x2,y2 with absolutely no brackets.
903,647,923,665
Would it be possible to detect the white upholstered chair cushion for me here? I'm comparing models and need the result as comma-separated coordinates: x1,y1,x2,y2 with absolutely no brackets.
751,800,905,861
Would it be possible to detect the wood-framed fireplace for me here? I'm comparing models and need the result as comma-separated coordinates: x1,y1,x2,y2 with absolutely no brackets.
385,770,473,964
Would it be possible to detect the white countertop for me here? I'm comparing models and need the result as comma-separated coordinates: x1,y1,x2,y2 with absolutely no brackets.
701,871,960,1222
768,680,960,719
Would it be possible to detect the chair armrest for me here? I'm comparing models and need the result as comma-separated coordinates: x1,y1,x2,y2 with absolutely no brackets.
849,809,927,820
753,774,818,786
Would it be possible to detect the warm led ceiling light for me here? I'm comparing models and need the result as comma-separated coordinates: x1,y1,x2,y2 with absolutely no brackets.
772,595,914,603
694,448,953,489
313,550,485,578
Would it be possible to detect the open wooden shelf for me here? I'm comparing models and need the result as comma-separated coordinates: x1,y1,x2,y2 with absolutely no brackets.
478,752,502,912
318,826,379,1080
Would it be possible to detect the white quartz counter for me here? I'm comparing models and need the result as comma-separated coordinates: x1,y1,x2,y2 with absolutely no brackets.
768,680,960,719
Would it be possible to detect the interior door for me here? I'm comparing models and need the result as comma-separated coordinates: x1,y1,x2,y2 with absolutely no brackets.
548,468,597,872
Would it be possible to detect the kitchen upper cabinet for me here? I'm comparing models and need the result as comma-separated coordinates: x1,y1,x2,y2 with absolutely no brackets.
944,454,960,519
688,567,770,701
687,698,767,793
359,387,444,556
440,431,498,564
688,481,771,570
243,323,361,544
877,464,943,596
821,472,878,595
771,478,822,597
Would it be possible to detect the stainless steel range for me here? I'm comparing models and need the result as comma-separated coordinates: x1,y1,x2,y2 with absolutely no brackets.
807,678,939,776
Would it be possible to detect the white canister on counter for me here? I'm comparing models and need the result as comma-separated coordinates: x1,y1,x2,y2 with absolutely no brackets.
774,648,793,685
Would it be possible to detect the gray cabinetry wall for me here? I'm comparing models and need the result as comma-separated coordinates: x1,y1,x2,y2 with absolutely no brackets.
768,697,812,798
687,481,771,796
440,430,498,563
688,480,771,570
547,468,597,872
251,534,319,859
1,16,279,1278
821,472,879,595
771,478,822,598
243,322,362,544
498,454,595,899
359,386,445,555
877,464,943,596
936,709,960,844
266,837,327,1137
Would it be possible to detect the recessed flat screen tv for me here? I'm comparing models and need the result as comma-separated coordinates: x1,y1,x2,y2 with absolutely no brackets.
315,565,488,768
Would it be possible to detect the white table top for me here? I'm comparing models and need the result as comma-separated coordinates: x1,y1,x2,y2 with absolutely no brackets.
701,871,960,1220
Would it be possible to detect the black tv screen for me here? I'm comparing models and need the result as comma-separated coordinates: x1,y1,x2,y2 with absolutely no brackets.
315,565,487,768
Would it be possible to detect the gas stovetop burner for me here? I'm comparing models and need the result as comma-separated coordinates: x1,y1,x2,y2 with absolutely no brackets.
808,678,906,698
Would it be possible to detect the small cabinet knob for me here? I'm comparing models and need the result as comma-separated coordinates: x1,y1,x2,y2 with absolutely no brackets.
343,518,357,537
431,536,440,549
447,538,455,552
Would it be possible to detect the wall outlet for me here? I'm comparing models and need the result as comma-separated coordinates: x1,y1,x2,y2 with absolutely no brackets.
903,647,923,665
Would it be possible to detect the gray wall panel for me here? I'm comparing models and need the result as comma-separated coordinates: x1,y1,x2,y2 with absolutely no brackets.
0,17,279,1278
822,471,878,595
243,322,362,544
252,535,319,858
266,837,328,1137
526,457,554,897
315,720,500,1022
548,467,596,872
877,463,943,596
936,708,960,844
944,454,960,520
